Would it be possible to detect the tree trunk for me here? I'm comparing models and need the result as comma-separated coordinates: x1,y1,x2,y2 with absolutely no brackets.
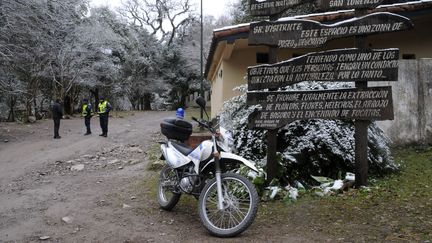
33,93,38,119
143,93,152,110
7,97,16,122
63,95,72,115
91,88,99,109
139,97,143,110
24,96,32,123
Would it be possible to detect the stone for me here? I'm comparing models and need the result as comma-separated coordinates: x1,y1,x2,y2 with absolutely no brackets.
123,204,131,209
129,159,140,165
62,216,73,224
118,166,124,170
39,236,50,240
129,147,144,153
28,116,36,123
82,154,95,159
66,160,75,164
108,159,120,165
4,139,8,143
130,196,137,200
71,164,85,171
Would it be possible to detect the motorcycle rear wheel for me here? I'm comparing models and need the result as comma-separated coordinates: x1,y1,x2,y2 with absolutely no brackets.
198,173,259,237
157,165,181,211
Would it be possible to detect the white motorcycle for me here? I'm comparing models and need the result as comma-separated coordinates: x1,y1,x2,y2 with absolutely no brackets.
158,97,259,237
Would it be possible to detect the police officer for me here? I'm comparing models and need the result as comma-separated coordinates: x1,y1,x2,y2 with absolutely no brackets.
52,99,63,139
98,97,112,137
82,98,93,135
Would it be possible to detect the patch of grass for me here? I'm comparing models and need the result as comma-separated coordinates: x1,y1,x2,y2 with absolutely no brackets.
256,146,432,241
135,144,432,241
112,110,137,118
184,107,202,121
146,143,165,171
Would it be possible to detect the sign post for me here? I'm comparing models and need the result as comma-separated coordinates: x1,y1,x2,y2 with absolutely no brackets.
354,8,370,187
266,13,282,184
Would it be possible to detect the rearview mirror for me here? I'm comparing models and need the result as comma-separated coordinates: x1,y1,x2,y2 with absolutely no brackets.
195,96,206,109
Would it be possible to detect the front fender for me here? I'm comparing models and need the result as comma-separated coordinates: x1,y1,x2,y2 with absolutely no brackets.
201,152,259,173
220,152,259,172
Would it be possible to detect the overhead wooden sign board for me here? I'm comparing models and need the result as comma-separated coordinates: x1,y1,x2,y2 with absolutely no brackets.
249,12,413,48
248,48,399,91
249,0,312,16
316,0,386,11
247,86,393,129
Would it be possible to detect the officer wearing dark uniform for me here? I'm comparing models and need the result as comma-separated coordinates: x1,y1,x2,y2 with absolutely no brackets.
98,97,112,137
52,99,63,139
82,98,93,135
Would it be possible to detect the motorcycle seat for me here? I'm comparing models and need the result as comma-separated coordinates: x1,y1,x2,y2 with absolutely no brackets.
171,142,193,156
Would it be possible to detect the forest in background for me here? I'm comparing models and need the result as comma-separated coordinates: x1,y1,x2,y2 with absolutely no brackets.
0,0,232,122
0,0,414,122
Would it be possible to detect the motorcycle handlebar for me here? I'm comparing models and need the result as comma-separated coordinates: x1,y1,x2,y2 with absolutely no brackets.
191,116,215,133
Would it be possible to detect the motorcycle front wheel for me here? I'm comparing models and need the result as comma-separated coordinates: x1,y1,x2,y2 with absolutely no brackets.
157,165,181,211
198,173,259,237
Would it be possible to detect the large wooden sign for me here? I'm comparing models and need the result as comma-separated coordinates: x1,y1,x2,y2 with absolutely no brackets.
249,13,413,48
248,48,399,91
247,86,393,129
249,0,311,16
316,0,386,11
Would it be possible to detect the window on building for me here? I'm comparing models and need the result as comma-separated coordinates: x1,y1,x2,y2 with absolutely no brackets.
402,54,416,60
256,53,269,64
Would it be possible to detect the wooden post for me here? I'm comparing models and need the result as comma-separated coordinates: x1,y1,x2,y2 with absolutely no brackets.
266,15,280,184
354,9,370,187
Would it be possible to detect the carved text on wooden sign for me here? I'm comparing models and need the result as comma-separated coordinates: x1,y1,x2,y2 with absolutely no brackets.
249,13,413,48
316,0,386,11
249,0,311,16
247,86,393,129
248,48,399,90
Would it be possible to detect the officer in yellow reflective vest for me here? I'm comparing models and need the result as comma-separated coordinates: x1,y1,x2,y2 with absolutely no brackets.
98,97,112,137
81,98,93,135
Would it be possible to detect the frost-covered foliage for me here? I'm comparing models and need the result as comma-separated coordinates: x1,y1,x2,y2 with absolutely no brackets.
151,93,172,111
220,82,398,187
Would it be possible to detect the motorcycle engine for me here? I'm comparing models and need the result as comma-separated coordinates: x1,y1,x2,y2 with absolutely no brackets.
179,165,198,193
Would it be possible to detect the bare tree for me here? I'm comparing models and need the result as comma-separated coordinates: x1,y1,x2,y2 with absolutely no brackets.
120,0,196,46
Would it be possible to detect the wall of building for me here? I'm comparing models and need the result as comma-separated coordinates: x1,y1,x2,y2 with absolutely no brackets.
376,59,432,145
211,63,224,117
211,44,269,117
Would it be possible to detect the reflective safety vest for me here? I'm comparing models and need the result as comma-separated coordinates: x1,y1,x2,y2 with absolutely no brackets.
82,104,92,116
98,101,108,114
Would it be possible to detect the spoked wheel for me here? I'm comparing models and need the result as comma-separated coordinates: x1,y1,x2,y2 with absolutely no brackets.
198,173,259,237
157,165,181,211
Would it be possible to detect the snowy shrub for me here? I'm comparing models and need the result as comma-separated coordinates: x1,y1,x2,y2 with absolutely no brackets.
151,93,171,111
220,82,398,188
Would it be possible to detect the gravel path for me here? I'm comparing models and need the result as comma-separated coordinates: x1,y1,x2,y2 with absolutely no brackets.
0,112,313,242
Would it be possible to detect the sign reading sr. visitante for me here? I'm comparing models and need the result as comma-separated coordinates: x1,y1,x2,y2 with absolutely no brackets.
249,13,413,48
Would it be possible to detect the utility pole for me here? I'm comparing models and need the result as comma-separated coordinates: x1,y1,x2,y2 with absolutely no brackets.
200,0,204,120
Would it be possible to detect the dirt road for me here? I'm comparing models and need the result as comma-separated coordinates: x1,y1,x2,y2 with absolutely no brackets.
0,112,312,243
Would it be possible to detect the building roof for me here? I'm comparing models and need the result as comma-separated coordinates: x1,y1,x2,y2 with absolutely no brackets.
205,0,432,79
